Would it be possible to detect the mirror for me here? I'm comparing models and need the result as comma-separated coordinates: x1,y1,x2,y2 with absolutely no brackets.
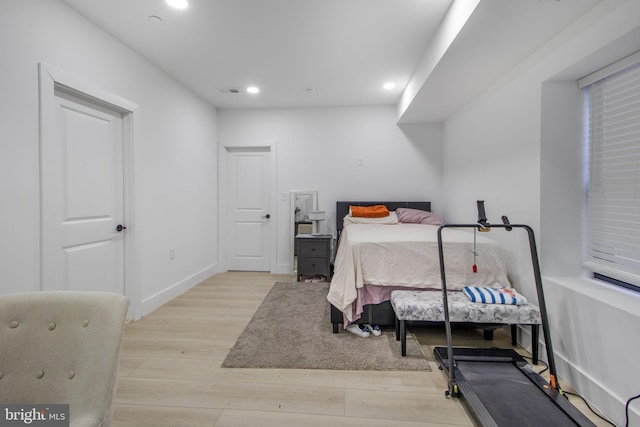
290,190,318,274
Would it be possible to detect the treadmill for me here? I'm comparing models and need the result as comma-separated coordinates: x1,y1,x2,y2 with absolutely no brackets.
433,201,595,427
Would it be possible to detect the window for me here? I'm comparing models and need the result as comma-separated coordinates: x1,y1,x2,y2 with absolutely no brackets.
580,52,640,290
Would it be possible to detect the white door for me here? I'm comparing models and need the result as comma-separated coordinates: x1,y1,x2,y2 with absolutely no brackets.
41,88,126,294
225,148,271,271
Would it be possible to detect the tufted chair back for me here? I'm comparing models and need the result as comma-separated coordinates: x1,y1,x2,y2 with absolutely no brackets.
0,291,129,427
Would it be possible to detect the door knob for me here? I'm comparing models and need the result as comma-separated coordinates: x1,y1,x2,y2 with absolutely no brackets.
116,224,127,232
262,214,271,219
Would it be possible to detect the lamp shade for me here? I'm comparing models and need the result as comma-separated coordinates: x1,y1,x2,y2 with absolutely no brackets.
308,211,326,221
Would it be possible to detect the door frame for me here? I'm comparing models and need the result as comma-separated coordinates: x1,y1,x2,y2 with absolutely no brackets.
218,142,278,273
38,63,139,319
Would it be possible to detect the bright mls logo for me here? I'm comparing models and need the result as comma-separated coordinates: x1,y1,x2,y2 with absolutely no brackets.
0,405,69,426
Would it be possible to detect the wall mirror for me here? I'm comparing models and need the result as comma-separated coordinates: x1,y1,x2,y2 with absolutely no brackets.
290,190,318,274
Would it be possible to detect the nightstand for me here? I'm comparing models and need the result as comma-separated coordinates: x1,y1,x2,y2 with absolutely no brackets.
295,234,332,282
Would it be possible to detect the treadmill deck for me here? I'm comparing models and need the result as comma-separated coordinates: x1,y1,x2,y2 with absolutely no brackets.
433,347,595,427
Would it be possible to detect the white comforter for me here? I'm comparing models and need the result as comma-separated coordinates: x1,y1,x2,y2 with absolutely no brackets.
327,223,511,322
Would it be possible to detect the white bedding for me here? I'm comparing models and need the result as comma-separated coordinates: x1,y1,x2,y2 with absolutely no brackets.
327,223,511,322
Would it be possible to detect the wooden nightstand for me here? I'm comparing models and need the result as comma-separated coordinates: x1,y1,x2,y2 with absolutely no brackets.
295,234,332,282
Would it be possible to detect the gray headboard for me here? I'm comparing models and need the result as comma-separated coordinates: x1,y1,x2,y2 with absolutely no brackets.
336,201,431,239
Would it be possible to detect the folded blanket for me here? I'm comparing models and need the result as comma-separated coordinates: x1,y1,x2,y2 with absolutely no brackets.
463,286,528,305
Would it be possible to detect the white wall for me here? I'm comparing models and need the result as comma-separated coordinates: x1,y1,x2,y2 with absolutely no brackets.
218,106,443,272
442,1,640,424
0,0,219,318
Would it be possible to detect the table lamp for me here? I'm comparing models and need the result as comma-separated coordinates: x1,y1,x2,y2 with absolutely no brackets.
308,210,326,235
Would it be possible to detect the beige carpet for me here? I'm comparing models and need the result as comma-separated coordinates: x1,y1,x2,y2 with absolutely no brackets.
222,282,430,371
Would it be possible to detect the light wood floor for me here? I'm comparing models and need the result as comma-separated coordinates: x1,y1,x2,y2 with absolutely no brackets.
113,272,609,426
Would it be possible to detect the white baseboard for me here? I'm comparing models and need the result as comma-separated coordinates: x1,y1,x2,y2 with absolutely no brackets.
273,263,292,275
553,341,634,426
513,325,628,426
514,324,538,360
516,322,627,424
139,263,218,318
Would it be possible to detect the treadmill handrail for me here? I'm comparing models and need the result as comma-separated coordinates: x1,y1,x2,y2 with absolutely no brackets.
436,223,561,397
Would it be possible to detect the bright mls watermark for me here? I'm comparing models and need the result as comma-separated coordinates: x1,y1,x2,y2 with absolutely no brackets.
0,405,69,426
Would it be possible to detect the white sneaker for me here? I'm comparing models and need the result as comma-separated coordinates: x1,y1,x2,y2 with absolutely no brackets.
365,324,382,336
346,324,370,338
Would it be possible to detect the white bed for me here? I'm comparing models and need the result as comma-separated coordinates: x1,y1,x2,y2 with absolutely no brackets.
327,221,511,324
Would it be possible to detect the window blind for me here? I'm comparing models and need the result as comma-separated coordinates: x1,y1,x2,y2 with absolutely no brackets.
584,60,640,288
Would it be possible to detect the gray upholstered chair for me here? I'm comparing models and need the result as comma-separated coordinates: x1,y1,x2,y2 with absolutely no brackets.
0,291,129,427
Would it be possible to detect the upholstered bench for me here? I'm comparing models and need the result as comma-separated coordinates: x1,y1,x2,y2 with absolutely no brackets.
390,290,542,363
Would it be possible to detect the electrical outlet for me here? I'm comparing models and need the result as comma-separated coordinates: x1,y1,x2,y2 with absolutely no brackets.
170,247,175,260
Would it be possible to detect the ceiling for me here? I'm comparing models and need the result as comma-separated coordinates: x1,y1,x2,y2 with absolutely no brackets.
60,0,602,122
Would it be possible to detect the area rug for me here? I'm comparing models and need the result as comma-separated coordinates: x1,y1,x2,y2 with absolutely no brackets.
221,282,430,371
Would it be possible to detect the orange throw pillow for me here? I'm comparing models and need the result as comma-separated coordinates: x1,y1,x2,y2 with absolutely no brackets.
350,205,390,218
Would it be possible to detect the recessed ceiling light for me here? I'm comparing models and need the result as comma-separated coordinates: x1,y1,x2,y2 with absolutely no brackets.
247,86,260,94
383,82,396,90
166,0,188,10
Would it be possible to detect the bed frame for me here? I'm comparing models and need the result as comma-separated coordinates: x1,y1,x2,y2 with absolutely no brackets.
330,201,431,333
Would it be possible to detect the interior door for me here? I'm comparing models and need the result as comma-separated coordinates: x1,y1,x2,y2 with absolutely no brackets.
41,87,126,294
225,148,271,271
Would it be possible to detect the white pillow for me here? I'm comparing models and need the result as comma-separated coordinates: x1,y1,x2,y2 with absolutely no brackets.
343,211,399,226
